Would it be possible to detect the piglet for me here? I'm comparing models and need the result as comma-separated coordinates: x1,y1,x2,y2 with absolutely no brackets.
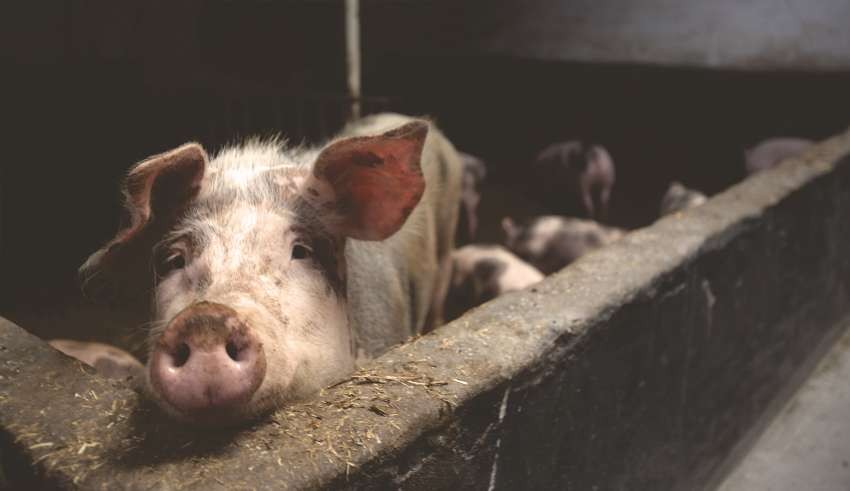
530,141,616,220
502,215,624,275
444,245,544,321
744,137,814,175
659,181,707,216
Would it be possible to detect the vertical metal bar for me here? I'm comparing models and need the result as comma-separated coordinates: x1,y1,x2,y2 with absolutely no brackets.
344,0,361,121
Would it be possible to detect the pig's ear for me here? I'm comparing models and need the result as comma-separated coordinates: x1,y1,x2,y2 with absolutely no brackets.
121,143,208,235
502,217,519,240
80,143,207,298
310,121,428,241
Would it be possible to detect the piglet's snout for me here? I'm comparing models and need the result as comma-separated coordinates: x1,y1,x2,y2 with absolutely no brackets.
149,302,266,415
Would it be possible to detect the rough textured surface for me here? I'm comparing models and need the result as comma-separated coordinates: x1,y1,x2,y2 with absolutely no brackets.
718,320,850,491
363,0,850,71
1,130,850,489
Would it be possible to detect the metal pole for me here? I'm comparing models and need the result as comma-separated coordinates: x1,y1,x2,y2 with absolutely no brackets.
344,0,361,121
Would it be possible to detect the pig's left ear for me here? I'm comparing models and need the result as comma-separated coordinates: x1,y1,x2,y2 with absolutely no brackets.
309,121,428,241
80,143,207,300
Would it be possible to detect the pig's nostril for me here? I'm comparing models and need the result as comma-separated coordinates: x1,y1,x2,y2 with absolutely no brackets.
152,304,268,417
173,342,190,367
225,341,239,361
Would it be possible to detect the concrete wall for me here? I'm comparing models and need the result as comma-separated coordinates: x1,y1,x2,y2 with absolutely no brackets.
362,0,850,71
1,130,849,488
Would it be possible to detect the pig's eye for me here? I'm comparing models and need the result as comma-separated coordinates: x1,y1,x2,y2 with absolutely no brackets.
291,244,313,260
157,252,186,276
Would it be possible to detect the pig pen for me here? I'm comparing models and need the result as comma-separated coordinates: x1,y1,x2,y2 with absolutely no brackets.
0,124,849,489
3,26,850,488
0,112,850,489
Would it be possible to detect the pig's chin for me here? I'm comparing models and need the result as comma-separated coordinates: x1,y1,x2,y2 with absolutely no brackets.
143,360,323,426
143,375,290,426
152,399,265,427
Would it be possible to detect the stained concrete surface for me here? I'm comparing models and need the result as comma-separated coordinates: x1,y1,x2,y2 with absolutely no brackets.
719,320,850,491
361,0,850,71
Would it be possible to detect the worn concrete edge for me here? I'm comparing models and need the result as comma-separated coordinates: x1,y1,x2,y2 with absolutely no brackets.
1,129,849,489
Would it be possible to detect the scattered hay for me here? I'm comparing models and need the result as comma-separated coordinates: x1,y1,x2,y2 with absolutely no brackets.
2,328,472,488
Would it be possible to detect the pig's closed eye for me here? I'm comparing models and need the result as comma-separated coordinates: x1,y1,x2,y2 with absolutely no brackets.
291,244,313,260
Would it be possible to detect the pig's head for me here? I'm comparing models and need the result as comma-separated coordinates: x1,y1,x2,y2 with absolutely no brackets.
80,122,428,424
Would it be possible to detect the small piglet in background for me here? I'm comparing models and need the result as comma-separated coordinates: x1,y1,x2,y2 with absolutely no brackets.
659,181,708,217
444,245,543,321
49,339,144,380
456,152,488,244
503,216,625,275
530,141,616,220
744,137,814,175
76,113,462,424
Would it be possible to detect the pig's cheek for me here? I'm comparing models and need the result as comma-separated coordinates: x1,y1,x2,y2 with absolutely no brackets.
287,335,354,398
254,335,297,396
285,304,352,386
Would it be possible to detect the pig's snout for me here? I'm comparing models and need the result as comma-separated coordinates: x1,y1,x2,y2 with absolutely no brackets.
149,302,266,417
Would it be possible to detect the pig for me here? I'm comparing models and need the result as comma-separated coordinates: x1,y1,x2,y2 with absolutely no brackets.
48,339,144,380
530,141,616,220
502,215,624,275
456,152,487,244
744,137,814,175
78,113,462,424
659,181,707,216
444,245,544,321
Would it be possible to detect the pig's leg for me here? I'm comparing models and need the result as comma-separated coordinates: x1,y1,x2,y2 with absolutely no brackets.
597,186,611,222
581,189,596,219
465,202,479,241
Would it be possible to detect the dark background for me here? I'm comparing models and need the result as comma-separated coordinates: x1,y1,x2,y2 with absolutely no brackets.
1,1,849,340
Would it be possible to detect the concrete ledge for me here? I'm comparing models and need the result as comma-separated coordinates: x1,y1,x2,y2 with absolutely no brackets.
2,131,850,489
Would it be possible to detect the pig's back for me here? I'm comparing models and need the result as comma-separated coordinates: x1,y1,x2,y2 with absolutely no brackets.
745,138,814,174
342,114,463,358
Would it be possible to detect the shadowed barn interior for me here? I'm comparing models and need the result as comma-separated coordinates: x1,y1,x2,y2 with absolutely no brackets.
1,1,850,489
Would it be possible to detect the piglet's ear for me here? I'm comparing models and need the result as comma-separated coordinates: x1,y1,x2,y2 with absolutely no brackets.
502,217,519,240
311,121,428,241
80,143,207,300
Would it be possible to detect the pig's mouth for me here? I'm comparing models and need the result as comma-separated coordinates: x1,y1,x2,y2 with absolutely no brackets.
147,357,267,424
146,347,269,425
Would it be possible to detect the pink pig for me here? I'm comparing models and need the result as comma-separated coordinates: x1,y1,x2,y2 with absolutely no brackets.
79,114,462,424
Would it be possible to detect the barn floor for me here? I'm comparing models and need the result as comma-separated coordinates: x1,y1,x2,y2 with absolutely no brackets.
719,319,850,491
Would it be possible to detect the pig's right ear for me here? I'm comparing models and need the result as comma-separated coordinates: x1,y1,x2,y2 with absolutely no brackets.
80,143,207,299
